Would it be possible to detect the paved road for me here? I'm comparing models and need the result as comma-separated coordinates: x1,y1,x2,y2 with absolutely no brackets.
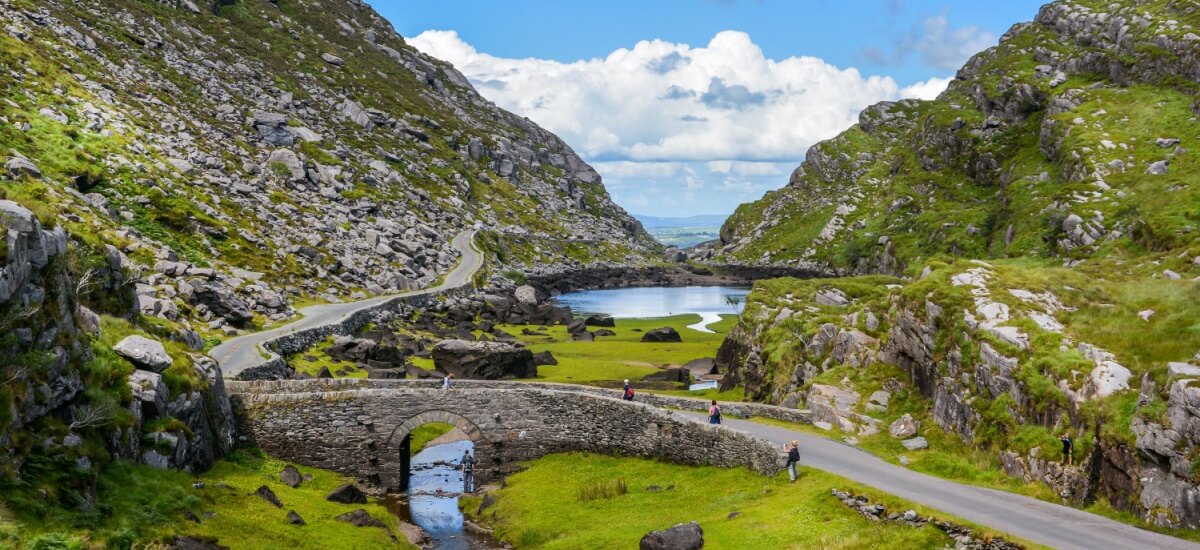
682,412,1197,550
211,230,481,377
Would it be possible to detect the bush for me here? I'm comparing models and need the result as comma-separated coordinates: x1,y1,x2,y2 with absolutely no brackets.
577,478,627,502
26,532,82,550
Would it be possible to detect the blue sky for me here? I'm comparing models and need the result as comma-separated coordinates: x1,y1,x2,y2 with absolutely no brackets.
373,0,1046,218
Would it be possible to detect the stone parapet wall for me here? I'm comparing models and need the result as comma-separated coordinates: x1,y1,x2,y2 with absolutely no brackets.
231,380,783,489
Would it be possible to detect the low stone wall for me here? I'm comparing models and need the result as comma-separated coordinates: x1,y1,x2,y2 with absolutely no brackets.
230,379,783,489
235,286,474,380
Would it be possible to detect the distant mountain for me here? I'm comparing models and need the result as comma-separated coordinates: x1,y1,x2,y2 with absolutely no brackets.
635,214,729,229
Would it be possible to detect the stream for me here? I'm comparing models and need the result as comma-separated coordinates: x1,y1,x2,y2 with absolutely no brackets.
553,285,749,332
382,440,498,549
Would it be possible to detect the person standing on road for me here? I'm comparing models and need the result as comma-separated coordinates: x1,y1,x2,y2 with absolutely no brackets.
708,400,722,424
785,440,800,482
623,379,634,401
1060,432,1074,466
443,373,454,391
461,449,475,493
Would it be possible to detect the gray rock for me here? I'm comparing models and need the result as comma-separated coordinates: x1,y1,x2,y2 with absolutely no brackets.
325,483,368,504
639,521,703,550
253,111,294,147
514,285,538,305
1168,362,1200,379
114,335,173,372
255,485,282,508
74,305,101,335
815,287,849,306
5,156,41,178
889,414,919,439
129,369,168,415
1147,160,1169,175
266,149,306,181
901,436,928,451
280,464,303,488
1156,137,1181,148
642,327,682,343
320,52,345,66
286,510,306,526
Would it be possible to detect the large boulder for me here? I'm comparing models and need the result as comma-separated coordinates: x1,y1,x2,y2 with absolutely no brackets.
585,315,615,327
643,367,690,383
114,335,173,372
252,111,294,147
639,521,704,550
432,340,536,379
513,284,538,305
280,465,303,488
187,279,253,325
642,327,682,343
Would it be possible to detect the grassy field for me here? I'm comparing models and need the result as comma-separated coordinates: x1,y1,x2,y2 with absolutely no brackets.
408,423,455,456
0,449,410,549
462,452,1016,549
494,314,736,385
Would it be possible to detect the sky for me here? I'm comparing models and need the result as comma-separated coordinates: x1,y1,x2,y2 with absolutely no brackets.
373,0,1046,218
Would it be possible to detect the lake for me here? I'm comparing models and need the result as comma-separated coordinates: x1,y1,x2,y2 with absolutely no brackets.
553,286,749,332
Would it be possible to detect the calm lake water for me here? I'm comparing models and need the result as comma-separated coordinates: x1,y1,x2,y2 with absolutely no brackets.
553,286,750,332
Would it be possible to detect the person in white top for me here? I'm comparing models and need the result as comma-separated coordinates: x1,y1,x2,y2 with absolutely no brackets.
443,373,454,390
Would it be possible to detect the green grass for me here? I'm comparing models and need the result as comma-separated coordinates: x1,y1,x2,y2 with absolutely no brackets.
0,448,411,549
493,314,736,385
463,452,1013,549
408,423,454,456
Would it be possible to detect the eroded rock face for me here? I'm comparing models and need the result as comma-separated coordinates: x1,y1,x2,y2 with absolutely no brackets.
432,339,536,379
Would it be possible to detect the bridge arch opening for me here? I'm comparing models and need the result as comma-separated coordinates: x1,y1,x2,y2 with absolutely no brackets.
387,409,484,491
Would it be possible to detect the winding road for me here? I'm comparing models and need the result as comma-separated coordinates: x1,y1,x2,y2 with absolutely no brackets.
681,411,1198,550
211,230,482,378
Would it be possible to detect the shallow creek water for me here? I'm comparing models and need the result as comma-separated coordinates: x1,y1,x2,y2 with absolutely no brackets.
381,440,498,549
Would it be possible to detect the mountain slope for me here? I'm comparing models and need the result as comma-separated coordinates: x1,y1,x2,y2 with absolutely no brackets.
0,0,653,335
713,0,1200,532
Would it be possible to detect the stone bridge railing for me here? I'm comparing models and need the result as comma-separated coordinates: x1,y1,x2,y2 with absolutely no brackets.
229,379,784,490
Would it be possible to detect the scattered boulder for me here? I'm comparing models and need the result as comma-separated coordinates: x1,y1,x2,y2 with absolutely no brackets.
336,509,387,528
513,285,538,305
286,510,306,526
397,521,431,547
889,414,919,439
639,521,704,550
325,483,368,504
585,315,615,327
321,52,345,66
1169,362,1200,379
255,485,282,508
280,465,302,488
867,390,890,413
532,351,558,366
114,335,173,372
594,329,616,337
433,339,536,379
682,358,717,376
567,318,588,334
901,436,928,451
1146,160,1169,175
5,156,41,178
642,327,682,343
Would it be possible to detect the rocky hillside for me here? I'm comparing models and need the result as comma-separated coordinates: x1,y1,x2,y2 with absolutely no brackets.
0,0,654,339
714,0,1200,531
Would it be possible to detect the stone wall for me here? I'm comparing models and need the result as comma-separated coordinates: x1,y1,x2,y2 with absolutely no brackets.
230,379,783,490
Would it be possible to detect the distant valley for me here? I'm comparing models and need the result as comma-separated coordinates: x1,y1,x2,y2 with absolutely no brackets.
635,214,725,248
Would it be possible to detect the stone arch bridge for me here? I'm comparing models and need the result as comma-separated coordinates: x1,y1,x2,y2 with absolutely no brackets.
228,379,781,490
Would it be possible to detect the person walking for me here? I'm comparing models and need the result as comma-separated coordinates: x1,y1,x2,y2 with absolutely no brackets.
708,400,722,425
622,379,634,401
442,373,454,391
1060,432,1074,466
461,449,475,493
784,440,800,482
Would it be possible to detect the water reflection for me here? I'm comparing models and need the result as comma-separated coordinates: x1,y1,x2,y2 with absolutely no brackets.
384,439,491,550
554,286,749,330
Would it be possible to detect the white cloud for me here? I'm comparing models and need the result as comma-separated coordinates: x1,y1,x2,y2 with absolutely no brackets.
410,30,950,164
863,14,997,72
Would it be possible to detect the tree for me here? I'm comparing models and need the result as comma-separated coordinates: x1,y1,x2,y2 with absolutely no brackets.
68,402,116,431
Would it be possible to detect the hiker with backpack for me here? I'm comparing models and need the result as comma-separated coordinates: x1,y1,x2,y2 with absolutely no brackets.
623,379,635,401
461,449,475,493
708,399,722,424
785,440,800,482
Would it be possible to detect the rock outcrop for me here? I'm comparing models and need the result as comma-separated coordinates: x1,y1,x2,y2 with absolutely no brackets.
432,340,537,379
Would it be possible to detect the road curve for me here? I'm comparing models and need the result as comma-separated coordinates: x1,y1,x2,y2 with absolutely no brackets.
211,230,481,377
681,412,1197,550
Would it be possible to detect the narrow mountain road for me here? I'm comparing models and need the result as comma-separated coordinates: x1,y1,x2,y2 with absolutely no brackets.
682,412,1197,550
211,230,481,378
